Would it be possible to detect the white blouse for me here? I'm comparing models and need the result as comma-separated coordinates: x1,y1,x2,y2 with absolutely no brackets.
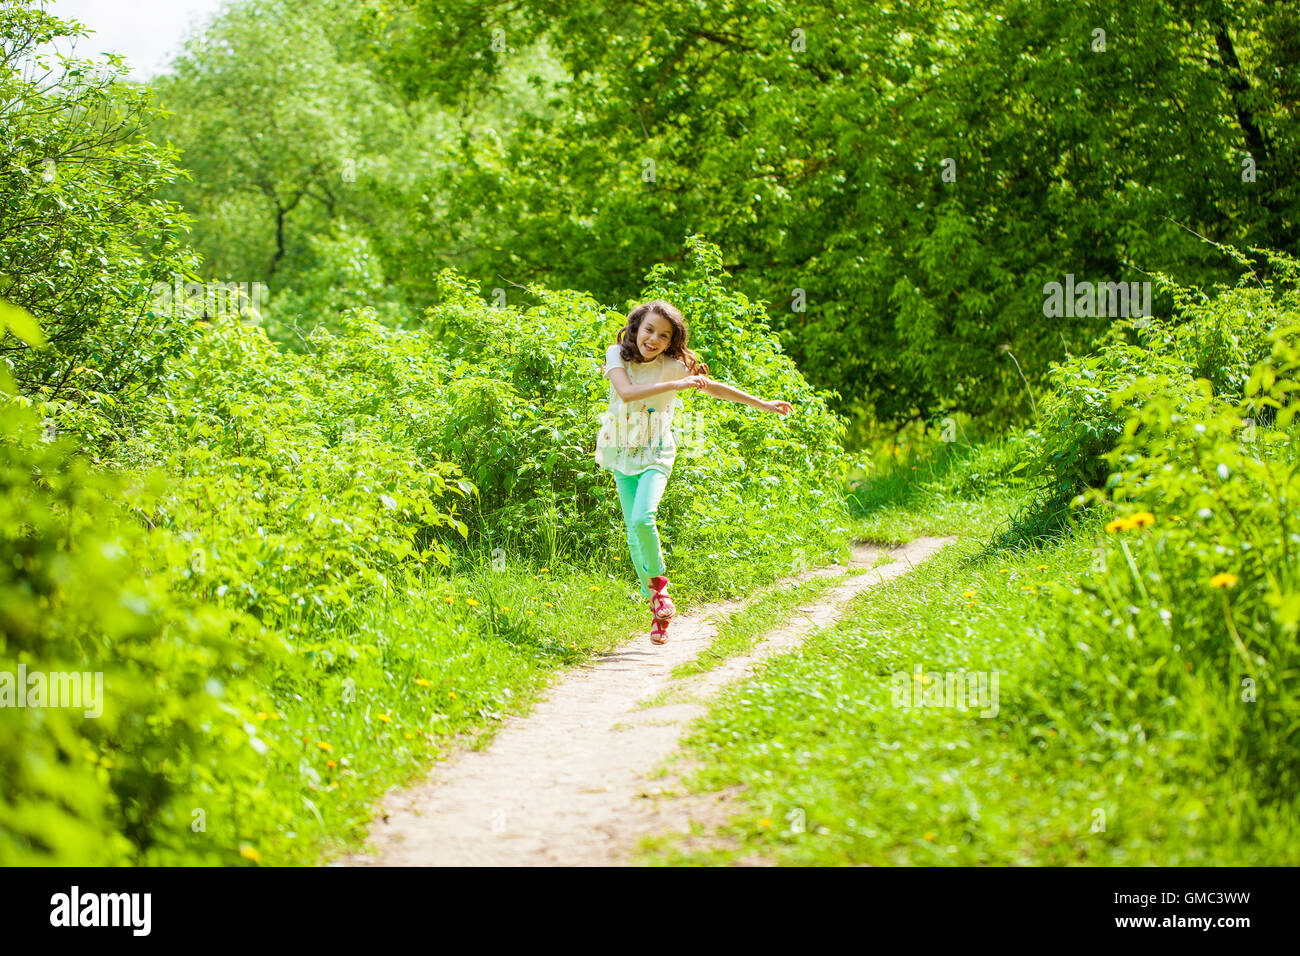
595,342,692,477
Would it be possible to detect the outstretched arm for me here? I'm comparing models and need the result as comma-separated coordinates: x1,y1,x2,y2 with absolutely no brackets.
606,366,687,402
694,376,793,417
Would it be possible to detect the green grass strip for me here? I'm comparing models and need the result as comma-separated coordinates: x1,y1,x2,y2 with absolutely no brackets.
635,534,1300,866
671,569,856,679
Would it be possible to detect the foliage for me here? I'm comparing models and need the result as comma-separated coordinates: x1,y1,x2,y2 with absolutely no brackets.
151,0,401,285
150,0,568,342
1,372,285,865
1088,317,1300,799
375,0,1300,429
1032,335,1199,501
7,0,1299,869
1032,248,1300,504
261,222,412,348
0,0,198,415
637,253,1300,865
427,234,857,594
120,309,473,626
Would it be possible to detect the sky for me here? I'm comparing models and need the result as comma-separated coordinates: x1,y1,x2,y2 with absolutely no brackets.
44,0,230,79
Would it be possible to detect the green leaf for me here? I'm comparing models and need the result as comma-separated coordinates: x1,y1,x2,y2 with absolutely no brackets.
0,299,45,346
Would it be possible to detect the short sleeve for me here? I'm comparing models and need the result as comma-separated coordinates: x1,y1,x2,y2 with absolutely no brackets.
666,358,689,382
602,344,625,379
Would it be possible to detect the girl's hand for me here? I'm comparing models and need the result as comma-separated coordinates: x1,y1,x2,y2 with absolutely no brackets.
676,375,709,392
764,399,794,417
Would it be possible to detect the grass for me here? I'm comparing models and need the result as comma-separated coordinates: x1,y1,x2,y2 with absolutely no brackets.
631,518,1300,866
268,560,650,863
847,435,1034,544
265,418,1300,866
671,570,854,679
298,529,866,863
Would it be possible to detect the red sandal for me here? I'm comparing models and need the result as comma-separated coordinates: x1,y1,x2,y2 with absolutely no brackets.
648,575,675,622
650,616,670,644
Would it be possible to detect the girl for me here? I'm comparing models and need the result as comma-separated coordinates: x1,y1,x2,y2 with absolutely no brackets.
595,300,794,645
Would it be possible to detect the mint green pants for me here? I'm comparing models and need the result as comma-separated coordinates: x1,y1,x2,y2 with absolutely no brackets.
613,467,670,599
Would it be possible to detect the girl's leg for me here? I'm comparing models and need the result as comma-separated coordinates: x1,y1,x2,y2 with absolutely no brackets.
627,468,670,592
613,470,653,598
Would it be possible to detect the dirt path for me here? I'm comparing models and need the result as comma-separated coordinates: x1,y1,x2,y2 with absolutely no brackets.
334,536,955,867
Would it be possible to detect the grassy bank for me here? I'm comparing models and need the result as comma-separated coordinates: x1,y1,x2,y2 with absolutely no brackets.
636,508,1300,865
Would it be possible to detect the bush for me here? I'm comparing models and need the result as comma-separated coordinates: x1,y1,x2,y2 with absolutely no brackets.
262,223,413,347
1080,318,1300,797
0,1,197,412
1032,338,1198,502
120,307,473,631
1,376,285,865
426,234,858,591
1031,248,1300,505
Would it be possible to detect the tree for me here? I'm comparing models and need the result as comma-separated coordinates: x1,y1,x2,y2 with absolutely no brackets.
152,0,400,285
0,0,197,408
373,0,1299,428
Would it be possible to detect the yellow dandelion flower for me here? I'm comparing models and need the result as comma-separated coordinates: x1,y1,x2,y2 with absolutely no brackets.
589,585,599,591
449,691,457,700
466,598,479,607
527,610,534,616
316,740,333,752
758,819,772,829
1209,572,1239,589
998,569,1011,574
1035,564,1048,571
404,732,414,740
415,678,431,687
326,759,337,769
1132,512,1155,528
377,713,392,723
544,601,554,607
962,590,976,598
255,711,270,720
1105,517,1136,533
540,567,549,573
502,606,511,613
1020,586,1036,593
924,832,936,842
444,596,455,604
239,845,262,863
1170,514,1183,522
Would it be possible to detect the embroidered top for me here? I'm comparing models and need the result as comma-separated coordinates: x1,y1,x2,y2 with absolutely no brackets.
594,342,692,477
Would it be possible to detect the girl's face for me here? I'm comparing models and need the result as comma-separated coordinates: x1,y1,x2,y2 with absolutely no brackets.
636,314,674,360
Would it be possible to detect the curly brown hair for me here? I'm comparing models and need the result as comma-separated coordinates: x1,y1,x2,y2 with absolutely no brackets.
615,300,710,378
